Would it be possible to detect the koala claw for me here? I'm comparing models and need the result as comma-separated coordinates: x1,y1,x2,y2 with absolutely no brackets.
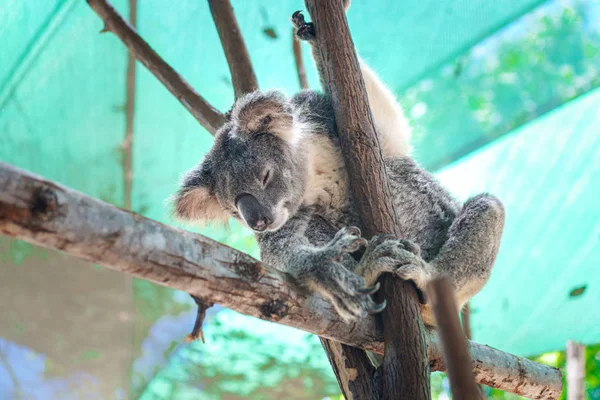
357,281,380,295
329,226,367,260
357,235,433,288
393,263,433,291
368,299,387,315
291,10,315,41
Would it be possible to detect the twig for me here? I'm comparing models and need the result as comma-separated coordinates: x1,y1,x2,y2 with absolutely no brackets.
461,302,486,398
123,0,137,210
304,1,430,398
87,0,226,135
292,28,309,90
0,161,563,399
426,276,480,399
208,0,258,98
461,302,472,339
185,296,214,343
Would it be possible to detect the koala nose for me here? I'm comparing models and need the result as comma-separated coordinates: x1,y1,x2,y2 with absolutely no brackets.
253,217,272,232
236,194,274,232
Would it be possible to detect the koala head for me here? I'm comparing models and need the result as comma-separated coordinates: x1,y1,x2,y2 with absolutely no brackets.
172,90,308,232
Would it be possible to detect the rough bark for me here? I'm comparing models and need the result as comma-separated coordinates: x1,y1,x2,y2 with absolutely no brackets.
304,1,430,398
87,0,225,135
426,277,480,399
567,340,585,400
0,162,562,399
208,0,258,98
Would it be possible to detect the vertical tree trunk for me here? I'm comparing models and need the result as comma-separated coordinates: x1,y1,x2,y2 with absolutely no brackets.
304,1,430,398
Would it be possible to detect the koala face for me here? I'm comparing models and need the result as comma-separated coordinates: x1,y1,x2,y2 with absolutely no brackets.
173,91,307,232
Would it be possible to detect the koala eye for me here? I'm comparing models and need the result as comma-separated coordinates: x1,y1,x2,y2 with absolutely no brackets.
261,168,272,188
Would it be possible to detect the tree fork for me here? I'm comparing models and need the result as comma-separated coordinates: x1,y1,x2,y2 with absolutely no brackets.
304,1,430,398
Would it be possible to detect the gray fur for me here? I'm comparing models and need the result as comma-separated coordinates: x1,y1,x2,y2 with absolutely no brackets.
172,12,505,324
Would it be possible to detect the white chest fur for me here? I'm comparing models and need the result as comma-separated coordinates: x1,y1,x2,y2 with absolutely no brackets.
302,135,350,210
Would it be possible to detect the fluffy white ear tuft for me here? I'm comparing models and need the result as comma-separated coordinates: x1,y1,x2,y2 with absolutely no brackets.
172,186,229,223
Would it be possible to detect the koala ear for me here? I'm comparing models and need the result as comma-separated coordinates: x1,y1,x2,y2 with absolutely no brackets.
232,91,297,143
171,161,229,223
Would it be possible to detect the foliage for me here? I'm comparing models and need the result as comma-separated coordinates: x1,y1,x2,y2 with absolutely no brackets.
401,0,600,171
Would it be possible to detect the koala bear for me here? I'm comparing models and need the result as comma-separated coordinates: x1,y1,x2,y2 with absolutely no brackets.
172,9,505,326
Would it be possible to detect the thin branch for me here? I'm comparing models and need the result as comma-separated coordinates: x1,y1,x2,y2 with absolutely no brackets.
0,162,563,399
426,277,480,399
87,0,226,135
461,302,472,339
304,1,430,398
292,29,309,90
122,0,137,210
185,296,213,343
208,0,258,98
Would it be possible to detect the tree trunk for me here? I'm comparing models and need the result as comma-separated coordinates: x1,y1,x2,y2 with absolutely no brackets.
304,0,430,398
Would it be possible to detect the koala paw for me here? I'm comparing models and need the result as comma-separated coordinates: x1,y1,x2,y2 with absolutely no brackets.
291,11,315,41
327,226,368,260
357,235,434,291
314,265,387,322
304,227,386,322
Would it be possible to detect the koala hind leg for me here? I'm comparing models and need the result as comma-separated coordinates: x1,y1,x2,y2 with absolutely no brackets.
431,193,505,309
355,193,504,311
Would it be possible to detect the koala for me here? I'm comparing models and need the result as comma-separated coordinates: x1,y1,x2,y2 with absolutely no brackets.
172,9,504,326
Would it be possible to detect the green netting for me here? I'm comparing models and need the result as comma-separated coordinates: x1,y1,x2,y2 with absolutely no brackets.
438,86,600,357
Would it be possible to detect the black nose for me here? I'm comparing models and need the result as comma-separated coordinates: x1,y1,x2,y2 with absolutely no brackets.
235,194,273,232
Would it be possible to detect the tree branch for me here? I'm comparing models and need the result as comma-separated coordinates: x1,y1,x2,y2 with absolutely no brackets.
87,0,226,135
304,1,429,398
426,277,480,399
208,0,258,98
292,29,309,90
0,163,562,399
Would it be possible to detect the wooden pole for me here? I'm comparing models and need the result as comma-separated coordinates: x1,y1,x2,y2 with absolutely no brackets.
567,340,585,400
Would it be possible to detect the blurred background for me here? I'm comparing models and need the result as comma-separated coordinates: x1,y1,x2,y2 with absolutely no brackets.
1,0,599,398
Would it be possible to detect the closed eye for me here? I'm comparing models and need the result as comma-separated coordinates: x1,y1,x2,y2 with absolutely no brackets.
261,168,272,188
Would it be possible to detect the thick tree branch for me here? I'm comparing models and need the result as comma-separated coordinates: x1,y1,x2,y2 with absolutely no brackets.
208,0,258,98
87,0,226,135
304,1,429,398
0,163,562,399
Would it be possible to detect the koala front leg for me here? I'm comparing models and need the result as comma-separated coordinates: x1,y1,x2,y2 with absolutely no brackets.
290,227,387,321
260,223,386,322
